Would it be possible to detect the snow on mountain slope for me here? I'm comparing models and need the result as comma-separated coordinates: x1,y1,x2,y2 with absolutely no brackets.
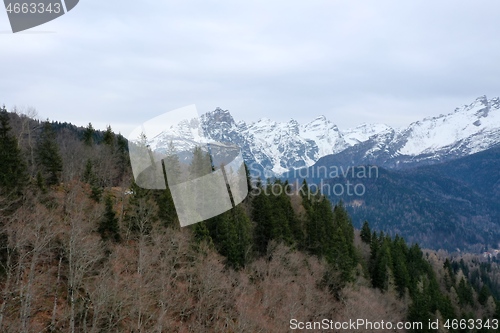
241,116,351,174
314,95,500,170
343,123,393,146
150,108,379,175
301,116,348,157
150,117,206,154
398,96,500,156
149,96,500,175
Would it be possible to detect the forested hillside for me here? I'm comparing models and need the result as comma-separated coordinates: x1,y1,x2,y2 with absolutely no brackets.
1,107,500,332
288,145,500,253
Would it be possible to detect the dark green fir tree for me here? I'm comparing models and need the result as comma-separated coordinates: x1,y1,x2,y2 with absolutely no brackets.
102,125,115,146
0,106,28,197
360,221,372,244
83,122,95,146
99,195,121,242
36,121,63,186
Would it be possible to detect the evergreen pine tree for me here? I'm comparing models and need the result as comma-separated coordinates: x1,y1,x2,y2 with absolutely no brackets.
83,122,95,146
189,145,211,178
369,232,381,286
231,205,253,267
372,238,392,291
252,180,275,254
192,221,213,245
478,284,491,306
154,141,182,227
164,141,182,186
391,236,410,297
281,181,304,245
457,277,474,307
82,159,94,183
102,125,115,146
360,221,371,244
184,145,215,222
35,171,46,193
99,195,121,242
437,296,456,324
268,180,294,245
330,225,353,281
407,287,433,333
116,133,128,154
36,121,63,186
332,201,358,277
82,159,102,202
315,196,335,258
303,192,327,256
333,202,356,254
207,205,253,269
115,133,129,181
154,188,178,228
0,107,28,197
443,259,456,291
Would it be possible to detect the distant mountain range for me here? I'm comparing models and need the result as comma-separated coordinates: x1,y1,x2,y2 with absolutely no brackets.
313,95,500,171
147,96,500,252
150,95,500,176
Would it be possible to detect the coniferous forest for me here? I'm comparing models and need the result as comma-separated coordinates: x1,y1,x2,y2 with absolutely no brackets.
2,107,500,332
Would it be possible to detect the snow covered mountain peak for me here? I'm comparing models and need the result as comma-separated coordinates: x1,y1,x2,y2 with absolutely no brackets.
149,95,500,175
200,107,235,127
396,95,500,156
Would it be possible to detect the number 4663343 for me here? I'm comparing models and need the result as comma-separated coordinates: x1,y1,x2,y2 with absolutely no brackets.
6,2,61,14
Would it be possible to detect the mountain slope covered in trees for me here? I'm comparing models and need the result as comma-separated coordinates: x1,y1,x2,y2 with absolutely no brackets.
1,108,500,332
286,145,500,252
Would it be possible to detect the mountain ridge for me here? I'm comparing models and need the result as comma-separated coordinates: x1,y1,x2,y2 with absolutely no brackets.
149,95,500,176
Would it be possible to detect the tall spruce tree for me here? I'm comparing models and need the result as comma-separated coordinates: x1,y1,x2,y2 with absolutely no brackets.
390,236,410,297
331,201,358,280
267,180,294,245
360,221,371,244
251,180,276,254
99,195,121,242
83,122,95,146
333,202,356,257
208,206,252,269
36,121,63,186
313,196,335,258
155,141,182,227
189,145,212,178
192,219,213,245
102,125,115,146
154,189,178,228
83,159,102,202
0,107,28,197
372,237,392,291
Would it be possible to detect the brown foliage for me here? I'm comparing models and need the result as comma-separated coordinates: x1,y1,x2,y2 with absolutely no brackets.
0,181,417,332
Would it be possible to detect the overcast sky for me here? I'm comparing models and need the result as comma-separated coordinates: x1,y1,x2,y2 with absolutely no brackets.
1,0,500,136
